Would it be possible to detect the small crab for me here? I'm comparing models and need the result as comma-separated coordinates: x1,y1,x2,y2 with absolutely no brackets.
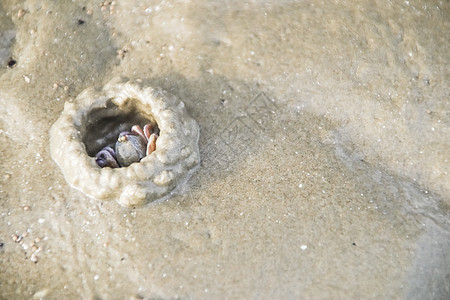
95,124,158,168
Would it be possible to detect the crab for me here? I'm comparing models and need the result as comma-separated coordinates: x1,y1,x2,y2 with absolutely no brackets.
95,124,158,168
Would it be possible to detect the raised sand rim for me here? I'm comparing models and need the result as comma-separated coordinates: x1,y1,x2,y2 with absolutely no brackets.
50,79,200,207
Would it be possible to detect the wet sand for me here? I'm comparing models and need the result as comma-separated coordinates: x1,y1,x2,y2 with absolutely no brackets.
0,0,449,298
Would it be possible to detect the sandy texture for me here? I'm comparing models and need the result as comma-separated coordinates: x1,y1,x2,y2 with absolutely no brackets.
0,0,449,298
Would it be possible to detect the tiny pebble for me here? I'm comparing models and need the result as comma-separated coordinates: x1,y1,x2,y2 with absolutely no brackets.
300,245,307,250
30,253,38,263
33,289,49,298
23,75,31,83
23,205,30,211
17,8,25,18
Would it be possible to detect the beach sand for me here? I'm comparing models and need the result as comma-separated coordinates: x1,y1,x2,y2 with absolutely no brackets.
0,0,449,298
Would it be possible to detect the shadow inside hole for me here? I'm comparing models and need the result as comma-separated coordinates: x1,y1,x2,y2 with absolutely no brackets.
7,58,16,68
82,98,158,156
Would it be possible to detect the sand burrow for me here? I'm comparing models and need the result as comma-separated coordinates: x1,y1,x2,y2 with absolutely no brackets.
50,78,200,207
81,96,157,157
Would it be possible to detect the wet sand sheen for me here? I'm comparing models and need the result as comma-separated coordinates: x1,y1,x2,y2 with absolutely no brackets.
0,0,449,298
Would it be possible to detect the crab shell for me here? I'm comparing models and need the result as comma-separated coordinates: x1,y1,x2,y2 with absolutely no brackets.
115,132,147,167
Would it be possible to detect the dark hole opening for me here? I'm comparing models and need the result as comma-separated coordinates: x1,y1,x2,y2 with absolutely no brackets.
7,58,16,68
82,98,158,157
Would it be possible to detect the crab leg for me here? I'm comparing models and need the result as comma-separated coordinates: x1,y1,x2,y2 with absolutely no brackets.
143,124,153,140
131,125,147,142
146,133,158,156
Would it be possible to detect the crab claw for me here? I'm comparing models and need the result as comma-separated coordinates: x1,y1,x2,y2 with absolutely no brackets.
115,132,147,167
95,146,120,168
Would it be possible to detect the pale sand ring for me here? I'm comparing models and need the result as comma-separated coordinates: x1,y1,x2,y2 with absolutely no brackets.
50,78,200,207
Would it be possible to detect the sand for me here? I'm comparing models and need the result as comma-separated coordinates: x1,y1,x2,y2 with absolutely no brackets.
0,0,449,298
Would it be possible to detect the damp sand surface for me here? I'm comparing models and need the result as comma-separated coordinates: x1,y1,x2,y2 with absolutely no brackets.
0,0,449,298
